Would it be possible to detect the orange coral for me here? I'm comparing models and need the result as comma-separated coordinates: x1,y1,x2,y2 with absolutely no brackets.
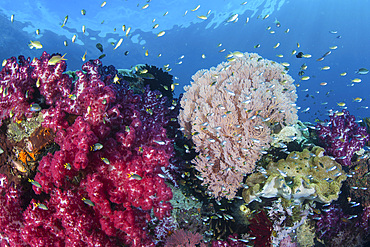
17,150,36,164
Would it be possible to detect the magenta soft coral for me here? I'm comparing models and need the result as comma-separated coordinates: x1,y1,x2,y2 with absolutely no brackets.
0,55,35,124
316,109,369,166
0,52,175,246
0,174,25,246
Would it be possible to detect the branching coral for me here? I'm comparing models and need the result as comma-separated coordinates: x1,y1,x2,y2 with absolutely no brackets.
179,52,298,199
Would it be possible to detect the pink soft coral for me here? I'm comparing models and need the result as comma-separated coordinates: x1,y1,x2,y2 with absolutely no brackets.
165,229,206,247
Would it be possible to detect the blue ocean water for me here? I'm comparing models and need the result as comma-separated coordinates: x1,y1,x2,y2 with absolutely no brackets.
1,0,369,123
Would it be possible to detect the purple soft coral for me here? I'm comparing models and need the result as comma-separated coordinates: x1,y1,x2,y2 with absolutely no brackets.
316,109,369,166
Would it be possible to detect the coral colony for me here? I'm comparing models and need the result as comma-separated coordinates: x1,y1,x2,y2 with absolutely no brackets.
316,109,369,166
1,51,370,247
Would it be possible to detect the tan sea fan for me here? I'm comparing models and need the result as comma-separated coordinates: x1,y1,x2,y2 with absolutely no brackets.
179,52,298,199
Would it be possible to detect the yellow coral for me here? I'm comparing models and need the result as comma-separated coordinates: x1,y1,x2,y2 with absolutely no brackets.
242,146,347,204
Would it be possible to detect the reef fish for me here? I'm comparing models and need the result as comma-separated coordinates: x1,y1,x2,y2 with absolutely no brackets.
157,31,165,37
48,53,67,65
355,68,369,75
96,43,103,52
61,15,68,27
113,38,123,50
226,14,238,23
28,41,43,49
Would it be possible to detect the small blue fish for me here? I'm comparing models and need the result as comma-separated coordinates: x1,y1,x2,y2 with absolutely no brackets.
28,178,42,188
64,163,71,170
326,166,337,172
37,203,48,210
34,202,48,210
30,103,41,112
127,173,142,180
82,197,95,206
154,140,166,145
101,157,110,164
90,143,103,151
347,215,358,220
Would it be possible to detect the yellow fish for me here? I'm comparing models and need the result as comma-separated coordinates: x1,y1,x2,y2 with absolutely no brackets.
301,76,310,81
291,50,297,55
302,54,312,58
320,82,327,86
11,14,14,23
329,46,338,50
320,66,330,70
163,11,169,16
72,34,77,43
82,25,86,34
191,5,200,11
113,38,123,50
145,50,149,56
157,31,165,37
353,97,362,102
197,15,207,20
276,54,283,58
201,54,206,59
281,62,290,67
82,50,87,61
36,29,40,35
61,15,68,28
232,51,244,58
340,72,347,76
153,24,159,29
273,43,280,48
337,102,346,107
113,74,120,84
297,42,300,48
122,25,126,32
48,53,67,65
125,27,131,36
101,1,107,7
28,40,43,49
142,3,149,9
352,78,361,83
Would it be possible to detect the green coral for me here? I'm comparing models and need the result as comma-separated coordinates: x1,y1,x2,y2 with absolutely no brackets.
242,146,347,205
7,113,44,142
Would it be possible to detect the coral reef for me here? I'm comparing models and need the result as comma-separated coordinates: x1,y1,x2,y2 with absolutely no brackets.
346,158,370,207
296,218,315,247
316,109,369,166
179,52,298,199
0,52,176,246
248,210,273,247
165,229,206,247
242,147,347,205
